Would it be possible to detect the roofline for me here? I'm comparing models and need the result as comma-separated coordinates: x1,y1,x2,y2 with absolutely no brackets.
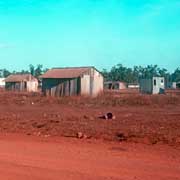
52,66,95,69
40,66,103,79
52,66,102,74
6,73,32,76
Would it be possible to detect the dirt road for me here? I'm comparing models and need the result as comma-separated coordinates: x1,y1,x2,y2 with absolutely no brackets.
0,134,180,180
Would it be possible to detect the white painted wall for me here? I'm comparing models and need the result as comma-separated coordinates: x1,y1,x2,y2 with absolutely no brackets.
172,82,176,89
119,82,127,89
91,70,103,96
0,78,5,87
80,68,103,96
81,75,90,95
152,77,165,94
27,80,38,92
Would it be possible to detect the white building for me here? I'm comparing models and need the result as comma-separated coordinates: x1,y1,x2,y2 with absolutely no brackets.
140,77,165,94
104,81,127,90
0,78,5,87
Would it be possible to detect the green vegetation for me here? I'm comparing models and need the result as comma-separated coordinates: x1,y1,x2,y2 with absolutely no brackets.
0,64,48,78
102,64,180,83
0,64,180,83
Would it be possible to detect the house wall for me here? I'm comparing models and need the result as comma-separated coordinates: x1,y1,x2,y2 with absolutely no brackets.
104,82,126,90
152,77,165,94
5,80,38,92
81,75,90,95
42,78,80,96
0,78,5,87
91,74,103,96
119,82,127,89
90,68,103,96
172,82,177,89
80,68,103,96
27,80,38,92
140,79,152,94
5,82,26,91
140,77,165,94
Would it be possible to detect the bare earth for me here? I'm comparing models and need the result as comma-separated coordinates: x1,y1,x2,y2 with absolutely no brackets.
0,90,180,179
0,133,180,180
0,91,180,145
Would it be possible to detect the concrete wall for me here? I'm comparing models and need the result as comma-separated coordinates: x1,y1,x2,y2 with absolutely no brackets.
0,78,5,87
140,77,165,94
91,73,103,96
90,69,103,96
140,79,152,94
27,80,38,92
81,75,90,95
152,77,165,94
119,82,127,89
80,68,103,96
172,82,177,89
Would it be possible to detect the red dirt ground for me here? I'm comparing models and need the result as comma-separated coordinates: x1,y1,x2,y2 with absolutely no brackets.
0,90,180,145
0,90,180,179
0,133,180,180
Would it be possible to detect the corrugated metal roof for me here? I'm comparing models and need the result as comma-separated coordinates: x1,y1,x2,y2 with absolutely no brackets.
40,67,93,79
5,74,37,82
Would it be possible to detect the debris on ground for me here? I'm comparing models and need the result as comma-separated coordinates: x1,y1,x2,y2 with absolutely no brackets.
99,112,116,120
77,132,84,139
116,133,127,141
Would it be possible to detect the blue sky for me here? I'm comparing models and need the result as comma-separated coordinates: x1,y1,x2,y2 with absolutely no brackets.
0,0,179,72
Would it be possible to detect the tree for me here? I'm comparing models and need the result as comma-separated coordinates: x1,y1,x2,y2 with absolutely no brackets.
2,69,11,77
35,64,43,78
29,64,35,76
172,68,180,82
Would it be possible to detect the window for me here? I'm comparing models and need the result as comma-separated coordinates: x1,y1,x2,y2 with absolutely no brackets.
161,79,164,85
154,79,156,86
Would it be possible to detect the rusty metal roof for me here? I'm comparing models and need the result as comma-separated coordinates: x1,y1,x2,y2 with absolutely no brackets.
40,67,93,79
5,74,37,82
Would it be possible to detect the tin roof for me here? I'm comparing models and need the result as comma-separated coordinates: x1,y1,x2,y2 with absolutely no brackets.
40,67,94,79
5,74,37,82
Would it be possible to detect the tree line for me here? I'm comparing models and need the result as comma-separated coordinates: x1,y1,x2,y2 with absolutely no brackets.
0,64,48,78
102,64,180,83
0,63,180,83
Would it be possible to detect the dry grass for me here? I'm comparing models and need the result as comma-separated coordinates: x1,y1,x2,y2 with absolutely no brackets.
0,90,180,107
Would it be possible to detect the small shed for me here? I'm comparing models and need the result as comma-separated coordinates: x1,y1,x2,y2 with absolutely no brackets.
104,81,127,90
5,74,38,92
128,83,139,89
140,77,165,94
40,66,104,97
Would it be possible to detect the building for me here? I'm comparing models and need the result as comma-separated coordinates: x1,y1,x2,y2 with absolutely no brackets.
40,67,104,97
166,82,177,89
5,74,38,92
128,83,139,89
140,77,165,94
0,78,5,88
104,81,127,90
177,82,180,88
172,82,177,89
